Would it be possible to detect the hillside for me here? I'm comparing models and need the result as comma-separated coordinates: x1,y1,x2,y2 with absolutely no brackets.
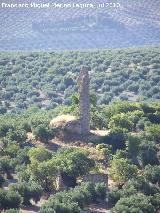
0,101,160,212
0,0,160,50
0,47,160,114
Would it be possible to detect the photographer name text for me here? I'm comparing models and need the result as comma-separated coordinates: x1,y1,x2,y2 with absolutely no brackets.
0,2,121,9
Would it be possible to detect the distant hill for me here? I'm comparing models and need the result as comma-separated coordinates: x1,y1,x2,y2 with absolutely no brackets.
0,0,160,50
0,46,160,113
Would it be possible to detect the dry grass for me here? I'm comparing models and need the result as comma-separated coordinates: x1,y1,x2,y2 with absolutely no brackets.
27,132,35,140
82,201,111,213
91,130,109,137
49,114,77,128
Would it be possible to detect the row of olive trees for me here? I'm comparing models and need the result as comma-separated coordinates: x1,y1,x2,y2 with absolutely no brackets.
0,47,160,113
40,182,106,213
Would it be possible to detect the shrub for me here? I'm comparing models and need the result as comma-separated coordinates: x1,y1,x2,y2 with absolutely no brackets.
3,142,19,158
126,134,140,156
136,118,150,131
150,193,160,212
0,156,13,179
125,177,159,196
55,148,95,178
144,165,160,186
28,146,52,162
101,127,128,152
121,184,137,198
10,182,43,205
32,124,52,142
0,123,13,137
107,187,121,206
109,113,134,131
41,202,80,213
96,144,111,151
0,189,22,210
40,208,56,213
0,106,7,114
109,156,138,183
5,191,22,210
114,195,155,213
40,183,103,213
138,141,159,166
95,183,106,199
0,174,5,187
145,124,160,143
6,129,27,143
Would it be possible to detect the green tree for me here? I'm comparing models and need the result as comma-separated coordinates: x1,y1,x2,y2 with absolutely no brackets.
28,146,52,162
107,187,121,206
0,156,13,179
138,140,159,166
40,208,56,213
40,182,99,213
28,146,56,191
0,122,13,137
10,182,43,205
5,190,22,210
121,183,137,198
102,127,127,152
124,176,159,196
6,129,27,143
28,160,57,191
150,193,160,212
0,189,22,210
95,183,106,200
16,147,30,165
16,165,30,182
0,106,7,114
114,195,155,213
0,174,5,187
3,141,19,158
145,124,160,143
144,165,160,186
109,155,138,183
126,134,140,156
109,113,134,131
54,148,95,178
32,124,52,142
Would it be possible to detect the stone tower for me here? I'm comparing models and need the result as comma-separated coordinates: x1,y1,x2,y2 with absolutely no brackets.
77,66,90,134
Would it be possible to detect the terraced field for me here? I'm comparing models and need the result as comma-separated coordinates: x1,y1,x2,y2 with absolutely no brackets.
0,0,160,50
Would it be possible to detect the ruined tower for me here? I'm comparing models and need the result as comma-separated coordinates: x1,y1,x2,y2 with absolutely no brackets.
77,66,90,134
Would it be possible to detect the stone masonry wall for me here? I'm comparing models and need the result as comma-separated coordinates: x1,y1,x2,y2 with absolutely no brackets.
77,66,90,134
82,174,108,187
